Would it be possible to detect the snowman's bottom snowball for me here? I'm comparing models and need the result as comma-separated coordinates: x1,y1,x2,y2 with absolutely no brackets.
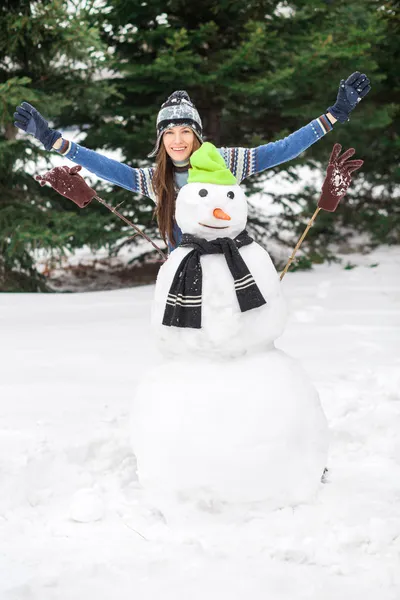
130,348,329,506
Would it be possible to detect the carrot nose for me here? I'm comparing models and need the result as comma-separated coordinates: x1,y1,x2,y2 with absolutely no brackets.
213,208,231,221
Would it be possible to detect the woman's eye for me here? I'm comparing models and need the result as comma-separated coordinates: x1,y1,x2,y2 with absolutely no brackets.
199,189,208,197
227,191,235,199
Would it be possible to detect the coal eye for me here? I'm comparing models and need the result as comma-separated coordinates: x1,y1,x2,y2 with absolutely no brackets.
227,191,235,199
199,189,208,197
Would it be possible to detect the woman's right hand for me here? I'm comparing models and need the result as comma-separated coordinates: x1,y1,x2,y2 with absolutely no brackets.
14,102,62,151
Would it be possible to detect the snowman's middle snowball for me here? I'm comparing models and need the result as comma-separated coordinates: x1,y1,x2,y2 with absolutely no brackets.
162,231,267,329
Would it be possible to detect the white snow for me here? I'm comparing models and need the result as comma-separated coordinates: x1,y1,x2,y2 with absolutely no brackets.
131,350,329,507
1,246,400,599
69,488,105,523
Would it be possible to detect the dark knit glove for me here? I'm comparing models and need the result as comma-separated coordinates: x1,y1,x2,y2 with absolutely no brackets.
35,165,96,208
318,143,363,212
327,72,371,123
14,102,62,151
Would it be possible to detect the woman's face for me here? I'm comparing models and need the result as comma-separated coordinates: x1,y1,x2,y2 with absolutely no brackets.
162,126,195,162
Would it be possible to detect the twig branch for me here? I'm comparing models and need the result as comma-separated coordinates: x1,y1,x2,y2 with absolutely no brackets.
94,195,167,262
280,207,321,280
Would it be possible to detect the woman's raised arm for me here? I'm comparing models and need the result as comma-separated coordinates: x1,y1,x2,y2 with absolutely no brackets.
52,137,155,199
219,71,370,183
219,113,334,183
14,102,156,201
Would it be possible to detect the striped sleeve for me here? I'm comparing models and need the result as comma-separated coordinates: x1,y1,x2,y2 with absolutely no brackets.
218,147,257,183
219,115,333,183
316,114,333,135
134,167,157,202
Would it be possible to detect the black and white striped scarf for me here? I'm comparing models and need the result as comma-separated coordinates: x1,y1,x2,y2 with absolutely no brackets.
162,230,266,329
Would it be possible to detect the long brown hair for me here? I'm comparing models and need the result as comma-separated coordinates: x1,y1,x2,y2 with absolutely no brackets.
153,136,202,247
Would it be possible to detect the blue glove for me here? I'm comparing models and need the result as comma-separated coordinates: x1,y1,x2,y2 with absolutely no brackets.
327,72,371,123
14,102,62,151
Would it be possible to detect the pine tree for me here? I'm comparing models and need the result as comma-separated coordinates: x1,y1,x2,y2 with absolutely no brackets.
268,0,400,258
0,0,116,291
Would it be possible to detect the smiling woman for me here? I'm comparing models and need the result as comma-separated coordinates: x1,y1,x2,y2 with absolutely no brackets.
14,73,371,252
162,126,195,163
152,120,202,247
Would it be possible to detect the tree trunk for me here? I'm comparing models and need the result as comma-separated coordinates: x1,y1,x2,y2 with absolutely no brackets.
4,123,17,141
204,106,221,146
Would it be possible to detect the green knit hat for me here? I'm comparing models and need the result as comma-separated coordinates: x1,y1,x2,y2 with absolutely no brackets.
188,142,236,186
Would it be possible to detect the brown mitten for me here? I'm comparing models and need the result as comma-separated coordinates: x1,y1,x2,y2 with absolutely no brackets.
35,165,96,208
319,143,364,212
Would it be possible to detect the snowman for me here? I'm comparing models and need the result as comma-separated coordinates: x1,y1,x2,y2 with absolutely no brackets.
131,143,329,508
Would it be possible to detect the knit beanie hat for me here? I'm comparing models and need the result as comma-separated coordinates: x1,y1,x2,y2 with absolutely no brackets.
148,90,203,158
188,142,236,186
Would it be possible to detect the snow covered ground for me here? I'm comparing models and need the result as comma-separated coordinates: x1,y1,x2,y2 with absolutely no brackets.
1,246,400,600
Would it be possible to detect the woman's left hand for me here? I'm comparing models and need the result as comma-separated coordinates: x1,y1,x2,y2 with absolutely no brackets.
327,72,371,123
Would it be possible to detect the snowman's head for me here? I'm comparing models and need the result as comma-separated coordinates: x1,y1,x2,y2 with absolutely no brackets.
175,142,248,240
